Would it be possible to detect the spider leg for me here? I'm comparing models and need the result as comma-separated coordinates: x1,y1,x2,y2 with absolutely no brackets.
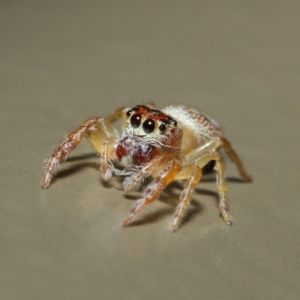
180,137,221,165
221,137,252,182
99,136,119,181
122,159,181,226
175,150,232,227
121,167,148,193
122,155,165,192
172,163,202,232
213,152,232,225
42,108,127,188
198,151,232,225
181,136,252,182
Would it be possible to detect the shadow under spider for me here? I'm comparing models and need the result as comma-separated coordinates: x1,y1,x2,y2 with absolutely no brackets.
51,153,249,227
50,153,99,185
63,153,99,162
122,183,218,228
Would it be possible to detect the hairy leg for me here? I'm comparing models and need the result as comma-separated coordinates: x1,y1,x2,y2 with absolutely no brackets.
180,137,221,165
213,153,232,225
172,163,202,232
121,154,169,192
43,117,105,188
42,108,126,188
193,151,232,225
122,159,181,226
99,137,119,181
221,137,252,182
175,150,232,226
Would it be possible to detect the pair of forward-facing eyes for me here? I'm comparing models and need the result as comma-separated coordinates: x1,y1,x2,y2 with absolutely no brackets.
126,109,177,134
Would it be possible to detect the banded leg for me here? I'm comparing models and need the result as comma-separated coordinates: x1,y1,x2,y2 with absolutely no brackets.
195,151,231,225
43,117,104,188
221,137,252,182
176,151,232,225
213,153,232,225
122,154,168,192
42,108,126,188
100,137,119,181
123,159,181,226
172,163,202,232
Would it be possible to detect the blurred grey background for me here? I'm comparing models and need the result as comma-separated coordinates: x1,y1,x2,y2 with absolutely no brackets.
1,1,299,299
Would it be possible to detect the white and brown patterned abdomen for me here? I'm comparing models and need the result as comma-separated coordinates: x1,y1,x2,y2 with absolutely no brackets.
162,105,222,153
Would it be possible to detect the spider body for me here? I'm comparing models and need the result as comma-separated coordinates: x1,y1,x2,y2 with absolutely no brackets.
43,104,251,231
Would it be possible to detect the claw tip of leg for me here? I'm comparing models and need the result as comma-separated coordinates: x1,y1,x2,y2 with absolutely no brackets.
41,183,49,189
171,224,179,232
122,219,130,227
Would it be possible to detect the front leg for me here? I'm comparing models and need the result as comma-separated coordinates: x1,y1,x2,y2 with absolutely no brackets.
172,163,202,232
121,155,167,192
43,117,104,188
42,108,126,188
122,159,181,226
100,136,119,181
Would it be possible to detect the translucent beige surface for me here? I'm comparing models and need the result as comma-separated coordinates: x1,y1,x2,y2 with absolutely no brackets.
1,1,299,299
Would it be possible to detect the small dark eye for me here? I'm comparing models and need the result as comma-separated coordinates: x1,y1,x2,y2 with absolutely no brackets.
169,119,177,127
158,124,166,132
142,119,155,133
130,114,142,128
126,110,132,117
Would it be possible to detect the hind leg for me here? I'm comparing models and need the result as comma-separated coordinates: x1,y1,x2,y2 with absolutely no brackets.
221,137,252,182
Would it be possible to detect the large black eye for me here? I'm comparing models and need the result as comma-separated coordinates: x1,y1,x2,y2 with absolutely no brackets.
130,114,142,128
142,119,155,133
126,109,132,117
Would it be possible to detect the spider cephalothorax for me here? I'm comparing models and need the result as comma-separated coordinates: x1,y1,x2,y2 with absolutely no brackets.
116,105,182,167
42,104,251,231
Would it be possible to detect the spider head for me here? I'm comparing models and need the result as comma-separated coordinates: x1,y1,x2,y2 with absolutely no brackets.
124,105,182,151
116,105,182,166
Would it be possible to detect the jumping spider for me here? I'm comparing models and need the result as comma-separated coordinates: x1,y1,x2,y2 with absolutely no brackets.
42,104,251,231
